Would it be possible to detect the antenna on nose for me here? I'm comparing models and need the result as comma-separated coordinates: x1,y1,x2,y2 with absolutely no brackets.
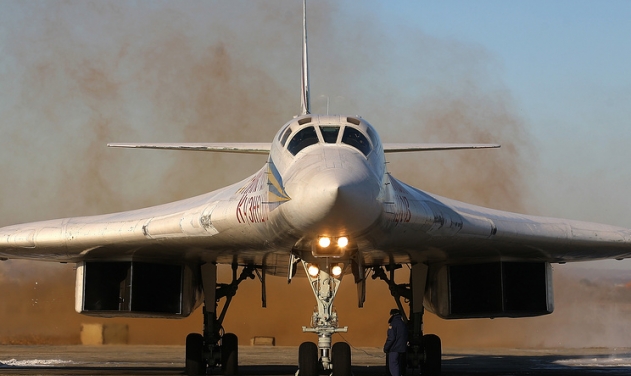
300,0,311,115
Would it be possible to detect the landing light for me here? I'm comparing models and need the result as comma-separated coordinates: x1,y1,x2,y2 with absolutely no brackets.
331,264,343,277
337,237,348,248
318,237,331,248
312,236,350,257
307,264,320,277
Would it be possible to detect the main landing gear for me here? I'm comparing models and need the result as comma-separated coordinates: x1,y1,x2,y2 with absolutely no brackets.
297,259,352,376
185,263,256,376
373,263,442,376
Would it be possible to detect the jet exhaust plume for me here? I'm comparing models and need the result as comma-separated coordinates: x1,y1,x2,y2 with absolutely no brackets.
0,0,626,349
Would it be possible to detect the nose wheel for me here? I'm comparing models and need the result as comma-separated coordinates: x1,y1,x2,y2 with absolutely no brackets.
331,342,352,375
298,342,319,376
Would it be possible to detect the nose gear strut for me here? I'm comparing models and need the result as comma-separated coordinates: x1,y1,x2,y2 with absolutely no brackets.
297,259,351,376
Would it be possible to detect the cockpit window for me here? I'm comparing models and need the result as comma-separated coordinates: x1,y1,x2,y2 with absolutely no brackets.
287,126,319,155
319,126,340,143
280,127,293,146
342,127,372,156
365,126,378,146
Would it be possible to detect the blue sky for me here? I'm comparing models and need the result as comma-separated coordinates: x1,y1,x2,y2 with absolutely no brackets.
376,1,630,90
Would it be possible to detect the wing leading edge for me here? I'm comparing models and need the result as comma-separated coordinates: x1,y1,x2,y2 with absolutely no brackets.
383,143,500,152
107,143,272,155
106,142,499,154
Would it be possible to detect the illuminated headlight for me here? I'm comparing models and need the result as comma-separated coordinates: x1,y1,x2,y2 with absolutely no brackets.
312,235,350,257
318,237,331,248
331,264,343,277
307,264,320,277
337,237,349,248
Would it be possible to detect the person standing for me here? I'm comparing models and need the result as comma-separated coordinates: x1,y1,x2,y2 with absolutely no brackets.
383,308,408,376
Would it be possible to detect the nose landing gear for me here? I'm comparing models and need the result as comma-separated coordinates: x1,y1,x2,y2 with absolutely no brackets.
297,259,352,376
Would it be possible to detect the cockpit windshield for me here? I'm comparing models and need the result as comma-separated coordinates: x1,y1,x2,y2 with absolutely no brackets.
287,126,319,156
280,127,292,146
341,127,372,156
319,126,340,143
284,121,373,157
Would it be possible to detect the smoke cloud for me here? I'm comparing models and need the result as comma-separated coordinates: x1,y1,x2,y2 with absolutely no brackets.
0,0,626,349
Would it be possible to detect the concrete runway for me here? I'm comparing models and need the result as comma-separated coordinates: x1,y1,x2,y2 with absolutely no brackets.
0,345,630,375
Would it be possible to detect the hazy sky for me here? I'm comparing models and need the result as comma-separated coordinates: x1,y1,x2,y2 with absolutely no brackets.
360,0,631,223
0,0,630,268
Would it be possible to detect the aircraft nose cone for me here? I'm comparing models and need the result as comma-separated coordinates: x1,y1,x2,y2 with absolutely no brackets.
283,166,381,236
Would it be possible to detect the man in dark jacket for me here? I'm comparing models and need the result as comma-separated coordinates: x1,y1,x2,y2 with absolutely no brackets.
383,308,408,376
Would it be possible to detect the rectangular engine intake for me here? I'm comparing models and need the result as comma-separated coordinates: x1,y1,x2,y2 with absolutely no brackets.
427,261,554,319
75,261,200,318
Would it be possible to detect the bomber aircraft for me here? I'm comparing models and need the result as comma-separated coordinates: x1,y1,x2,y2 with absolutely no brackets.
2,1,631,376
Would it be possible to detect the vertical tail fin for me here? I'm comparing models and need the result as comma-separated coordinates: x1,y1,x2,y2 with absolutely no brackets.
300,0,311,115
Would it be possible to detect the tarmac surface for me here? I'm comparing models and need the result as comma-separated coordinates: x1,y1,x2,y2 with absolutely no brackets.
0,345,630,375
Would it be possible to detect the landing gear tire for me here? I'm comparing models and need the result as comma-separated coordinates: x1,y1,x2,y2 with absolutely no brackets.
185,333,205,376
421,334,442,376
331,342,351,376
221,333,239,375
298,341,319,376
